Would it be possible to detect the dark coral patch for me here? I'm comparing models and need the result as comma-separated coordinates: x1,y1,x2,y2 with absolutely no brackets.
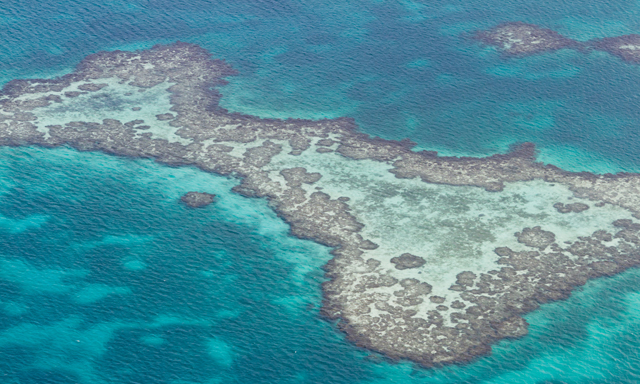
181,192,216,208
390,253,426,270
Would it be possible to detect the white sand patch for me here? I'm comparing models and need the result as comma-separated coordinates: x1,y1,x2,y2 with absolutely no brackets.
263,149,635,322
224,139,269,158
28,79,190,144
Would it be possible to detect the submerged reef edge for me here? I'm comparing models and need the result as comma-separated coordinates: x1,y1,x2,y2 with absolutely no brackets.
3,42,640,367
474,21,640,63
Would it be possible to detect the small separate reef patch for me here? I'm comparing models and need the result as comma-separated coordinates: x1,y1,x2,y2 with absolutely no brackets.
474,22,579,57
474,22,640,65
391,253,426,270
554,202,589,213
181,191,216,208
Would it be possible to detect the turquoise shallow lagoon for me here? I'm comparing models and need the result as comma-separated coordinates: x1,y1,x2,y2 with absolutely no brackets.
2,147,640,383
0,147,362,383
3,0,640,382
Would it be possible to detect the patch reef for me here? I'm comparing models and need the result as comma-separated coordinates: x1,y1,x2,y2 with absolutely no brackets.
3,43,640,367
181,191,216,208
474,22,579,56
474,21,640,64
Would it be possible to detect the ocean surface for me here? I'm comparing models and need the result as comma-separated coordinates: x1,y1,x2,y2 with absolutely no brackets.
2,0,640,382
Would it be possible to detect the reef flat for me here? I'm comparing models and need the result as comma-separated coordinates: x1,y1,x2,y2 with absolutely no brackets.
3,43,640,367
474,21,640,64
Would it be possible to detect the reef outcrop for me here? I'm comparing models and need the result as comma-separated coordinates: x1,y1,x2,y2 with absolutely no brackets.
3,43,640,367
391,253,427,270
515,226,556,250
474,22,579,57
590,34,640,63
474,22,640,65
181,192,216,208
554,202,589,213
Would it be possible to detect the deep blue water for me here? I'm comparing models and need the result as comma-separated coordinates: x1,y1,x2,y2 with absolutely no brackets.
3,0,640,382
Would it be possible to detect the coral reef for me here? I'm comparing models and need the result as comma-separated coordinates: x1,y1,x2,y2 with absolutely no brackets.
590,34,640,63
474,22,640,66
391,253,427,270
2,43,640,367
181,191,216,208
515,226,556,250
474,22,580,57
554,202,589,213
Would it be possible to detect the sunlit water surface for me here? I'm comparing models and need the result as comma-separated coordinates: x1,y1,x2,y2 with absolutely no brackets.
2,0,640,382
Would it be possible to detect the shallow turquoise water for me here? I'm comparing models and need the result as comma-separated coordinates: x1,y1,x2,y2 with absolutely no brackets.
2,0,640,382
3,147,640,383
0,147,364,383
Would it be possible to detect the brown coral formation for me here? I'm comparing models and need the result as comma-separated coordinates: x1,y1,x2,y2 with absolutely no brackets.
2,43,640,368
391,253,427,270
181,191,216,208
590,34,640,63
554,202,589,213
474,22,580,57
474,22,640,66
515,226,556,250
